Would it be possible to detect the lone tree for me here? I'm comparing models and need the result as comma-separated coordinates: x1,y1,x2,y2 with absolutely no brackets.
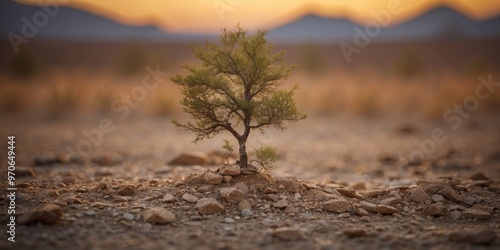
172,26,306,170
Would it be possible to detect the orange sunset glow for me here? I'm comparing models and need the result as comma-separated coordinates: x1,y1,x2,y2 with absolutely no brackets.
18,0,500,33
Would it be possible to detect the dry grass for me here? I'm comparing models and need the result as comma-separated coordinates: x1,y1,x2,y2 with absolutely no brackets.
1,62,499,120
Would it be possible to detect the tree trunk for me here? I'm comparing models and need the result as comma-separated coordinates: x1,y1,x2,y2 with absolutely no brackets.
238,140,248,168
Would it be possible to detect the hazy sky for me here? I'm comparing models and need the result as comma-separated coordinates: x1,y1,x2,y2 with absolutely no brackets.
19,0,500,33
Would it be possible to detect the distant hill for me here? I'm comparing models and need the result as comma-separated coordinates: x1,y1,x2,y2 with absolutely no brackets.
0,1,210,42
1,2,499,43
268,6,500,43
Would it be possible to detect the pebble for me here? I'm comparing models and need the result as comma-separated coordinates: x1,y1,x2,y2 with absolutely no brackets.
224,218,235,224
18,204,64,225
423,203,448,216
182,193,199,203
233,182,249,195
220,187,245,204
343,228,367,237
281,179,300,193
337,188,362,199
85,209,96,216
410,186,430,203
163,193,176,203
272,227,306,241
431,195,444,202
322,199,349,213
123,213,135,221
463,208,491,220
116,186,135,196
196,198,224,215
204,173,223,184
143,208,176,224
273,200,288,209
375,205,399,215
220,165,241,176
364,189,388,198
241,209,253,217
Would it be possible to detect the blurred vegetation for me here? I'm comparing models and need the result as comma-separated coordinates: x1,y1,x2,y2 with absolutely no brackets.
393,49,425,79
297,43,327,75
44,84,80,119
115,43,149,76
8,45,44,79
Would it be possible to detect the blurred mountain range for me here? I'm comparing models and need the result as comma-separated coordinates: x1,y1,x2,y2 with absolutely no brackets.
1,1,499,43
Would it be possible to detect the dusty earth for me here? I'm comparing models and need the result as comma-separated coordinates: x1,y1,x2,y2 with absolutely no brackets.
0,114,499,250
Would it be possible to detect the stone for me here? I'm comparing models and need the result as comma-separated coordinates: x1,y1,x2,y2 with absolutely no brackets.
196,198,224,215
352,182,366,190
380,197,403,206
323,199,349,213
113,196,128,202
423,203,448,216
85,209,96,216
264,187,278,194
18,204,63,225
281,179,300,193
285,206,299,214
355,207,369,216
197,185,213,193
375,205,399,215
449,229,497,245
182,193,199,203
162,194,176,203
469,172,489,181
360,201,377,212
431,194,445,202
241,209,253,217
204,173,223,184
169,152,208,166
449,210,461,220
273,200,288,209
463,208,491,220
337,188,362,199
220,187,245,204
410,187,431,203
364,189,388,198
91,153,122,165
116,186,135,196
123,213,135,221
94,183,107,191
222,176,232,183
343,228,367,238
238,200,252,211
220,165,241,176
439,187,464,203
272,227,306,241
143,208,176,224
224,217,235,224
233,182,249,195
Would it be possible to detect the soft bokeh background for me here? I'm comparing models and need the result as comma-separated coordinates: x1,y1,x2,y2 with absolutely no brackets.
0,0,499,181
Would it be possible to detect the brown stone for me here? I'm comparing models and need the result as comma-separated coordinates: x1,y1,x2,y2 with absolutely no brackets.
116,186,135,196
220,165,241,176
323,199,349,213
343,228,367,237
281,179,300,193
375,205,398,215
18,204,63,225
204,172,223,184
410,186,431,203
143,208,176,224
220,187,245,204
196,198,224,215
272,227,306,241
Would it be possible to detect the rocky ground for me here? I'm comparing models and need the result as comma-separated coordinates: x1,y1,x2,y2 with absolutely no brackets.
0,115,499,249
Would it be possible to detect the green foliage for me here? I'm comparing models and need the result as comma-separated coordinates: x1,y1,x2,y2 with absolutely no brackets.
222,139,234,156
172,25,306,168
253,145,279,171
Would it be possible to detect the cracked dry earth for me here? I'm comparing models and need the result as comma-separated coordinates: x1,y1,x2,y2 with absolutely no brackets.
0,115,499,250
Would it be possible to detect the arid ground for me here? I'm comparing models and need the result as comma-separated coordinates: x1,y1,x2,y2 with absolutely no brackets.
1,39,500,249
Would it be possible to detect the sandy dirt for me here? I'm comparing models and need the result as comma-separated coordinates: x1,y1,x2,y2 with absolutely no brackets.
0,114,499,249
